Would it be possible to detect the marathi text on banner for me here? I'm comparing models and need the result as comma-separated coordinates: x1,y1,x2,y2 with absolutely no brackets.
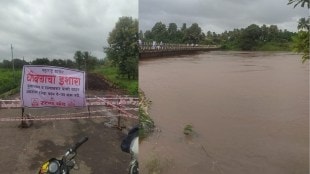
21,65,86,107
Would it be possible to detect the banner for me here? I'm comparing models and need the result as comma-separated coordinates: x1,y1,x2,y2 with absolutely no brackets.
21,65,86,107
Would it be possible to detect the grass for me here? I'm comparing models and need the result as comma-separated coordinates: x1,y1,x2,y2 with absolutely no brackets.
0,68,22,96
93,65,138,95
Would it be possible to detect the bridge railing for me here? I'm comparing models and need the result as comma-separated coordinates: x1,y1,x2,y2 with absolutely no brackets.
139,42,220,51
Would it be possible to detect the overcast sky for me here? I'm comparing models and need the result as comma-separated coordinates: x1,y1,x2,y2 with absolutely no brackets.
140,0,308,33
0,0,138,61
1,0,307,62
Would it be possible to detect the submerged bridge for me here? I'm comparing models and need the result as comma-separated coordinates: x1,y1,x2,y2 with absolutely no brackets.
139,43,221,58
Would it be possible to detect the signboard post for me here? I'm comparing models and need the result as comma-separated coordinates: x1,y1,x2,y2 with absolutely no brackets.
21,65,86,108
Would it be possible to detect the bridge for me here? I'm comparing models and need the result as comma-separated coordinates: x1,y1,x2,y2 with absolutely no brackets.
139,43,221,58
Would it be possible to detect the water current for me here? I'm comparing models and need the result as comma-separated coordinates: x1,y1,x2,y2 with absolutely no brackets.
139,51,309,174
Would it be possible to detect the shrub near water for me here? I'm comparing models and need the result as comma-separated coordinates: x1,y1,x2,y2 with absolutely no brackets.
139,90,155,139
0,69,21,94
183,124,193,135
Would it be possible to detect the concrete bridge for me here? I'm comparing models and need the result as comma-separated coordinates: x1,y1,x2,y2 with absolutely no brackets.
139,43,221,58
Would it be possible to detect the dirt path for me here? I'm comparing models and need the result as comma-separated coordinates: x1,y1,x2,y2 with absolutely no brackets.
0,73,138,174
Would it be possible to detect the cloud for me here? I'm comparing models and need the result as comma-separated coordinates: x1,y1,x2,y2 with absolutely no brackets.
0,0,138,61
139,0,308,33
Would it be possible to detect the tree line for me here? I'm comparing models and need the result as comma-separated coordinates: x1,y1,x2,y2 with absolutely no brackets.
219,24,295,50
141,22,204,44
0,16,139,81
140,22,296,51
0,51,102,71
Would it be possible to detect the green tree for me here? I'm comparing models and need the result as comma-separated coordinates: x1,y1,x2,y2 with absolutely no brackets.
104,16,138,79
50,59,61,67
183,23,204,44
292,31,309,62
297,17,309,30
73,51,98,71
83,51,98,71
288,0,309,62
268,25,279,41
167,23,178,42
32,58,50,65
181,23,187,33
144,30,152,42
74,51,84,70
239,24,261,50
65,59,76,68
287,0,309,8
151,22,168,42
138,30,144,40
0,60,12,68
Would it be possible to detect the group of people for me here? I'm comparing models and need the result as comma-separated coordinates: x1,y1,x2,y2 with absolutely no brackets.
138,39,199,50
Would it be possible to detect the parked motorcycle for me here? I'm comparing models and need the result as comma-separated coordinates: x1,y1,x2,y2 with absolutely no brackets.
38,137,88,174
39,126,138,174
121,126,139,174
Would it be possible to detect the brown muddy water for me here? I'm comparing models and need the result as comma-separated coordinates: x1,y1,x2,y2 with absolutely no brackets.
139,51,309,174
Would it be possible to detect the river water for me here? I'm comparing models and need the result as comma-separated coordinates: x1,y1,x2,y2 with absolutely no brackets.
139,51,309,174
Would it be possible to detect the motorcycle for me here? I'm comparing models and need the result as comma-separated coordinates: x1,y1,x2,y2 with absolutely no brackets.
38,137,88,174
121,126,139,174
128,136,138,174
39,126,138,174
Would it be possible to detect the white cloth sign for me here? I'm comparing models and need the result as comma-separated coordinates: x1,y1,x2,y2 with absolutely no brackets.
21,65,86,107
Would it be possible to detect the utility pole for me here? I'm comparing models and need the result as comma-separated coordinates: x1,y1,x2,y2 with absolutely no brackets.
11,44,15,83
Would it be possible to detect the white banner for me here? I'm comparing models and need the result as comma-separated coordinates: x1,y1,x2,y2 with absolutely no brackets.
21,65,86,108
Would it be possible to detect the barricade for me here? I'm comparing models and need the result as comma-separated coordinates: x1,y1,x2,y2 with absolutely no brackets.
0,96,139,129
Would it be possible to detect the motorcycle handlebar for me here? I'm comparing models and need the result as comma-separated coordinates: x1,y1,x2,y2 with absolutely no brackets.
71,136,88,152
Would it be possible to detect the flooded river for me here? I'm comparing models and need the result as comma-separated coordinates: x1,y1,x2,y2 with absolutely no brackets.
139,51,309,174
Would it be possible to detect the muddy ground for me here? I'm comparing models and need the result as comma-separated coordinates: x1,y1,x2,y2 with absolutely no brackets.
0,73,138,174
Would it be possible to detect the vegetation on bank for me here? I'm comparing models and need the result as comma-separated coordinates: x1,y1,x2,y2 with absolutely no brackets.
139,89,155,139
183,124,193,135
140,0,309,60
93,64,138,95
287,0,309,62
221,40,293,51
141,22,295,51
0,68,21,95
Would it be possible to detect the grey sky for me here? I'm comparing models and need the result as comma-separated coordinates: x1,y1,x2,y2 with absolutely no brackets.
139,0,308,33
0,0,138,61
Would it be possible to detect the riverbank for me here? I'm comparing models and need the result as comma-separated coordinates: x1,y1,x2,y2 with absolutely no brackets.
93,65,138,95
139,89,154,139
